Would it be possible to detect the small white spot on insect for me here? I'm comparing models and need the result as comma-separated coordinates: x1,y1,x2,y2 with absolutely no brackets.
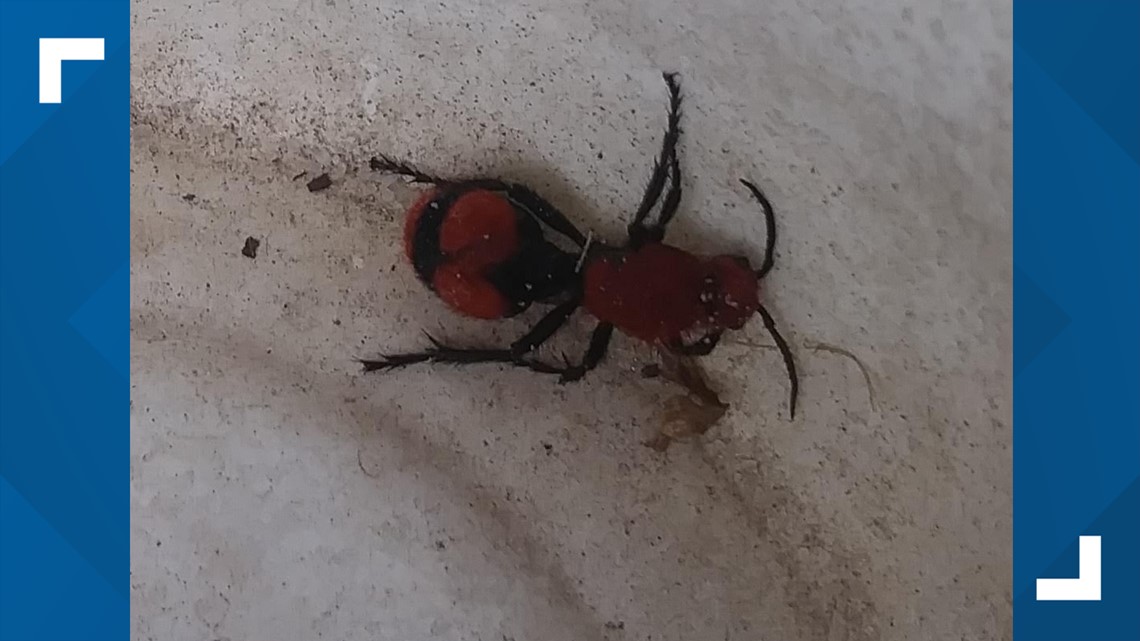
680,326,707,345
524,283,534,291
429,202,440,210
699,291,713,303
483,234,490,240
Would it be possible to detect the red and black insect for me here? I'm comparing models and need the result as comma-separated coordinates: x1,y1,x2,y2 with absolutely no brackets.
362,73,799,417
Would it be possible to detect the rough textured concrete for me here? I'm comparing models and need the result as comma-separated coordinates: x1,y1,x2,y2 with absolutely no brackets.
130,1,1012,639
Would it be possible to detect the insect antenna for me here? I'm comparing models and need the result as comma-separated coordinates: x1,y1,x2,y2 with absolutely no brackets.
756,304,798,419
739,179,777,279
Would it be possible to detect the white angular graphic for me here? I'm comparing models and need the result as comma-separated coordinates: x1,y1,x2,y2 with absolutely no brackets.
1036,535,1102,601
39,38,105,103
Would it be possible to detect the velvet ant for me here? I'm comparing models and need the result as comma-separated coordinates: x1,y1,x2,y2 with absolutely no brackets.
362,73,798,417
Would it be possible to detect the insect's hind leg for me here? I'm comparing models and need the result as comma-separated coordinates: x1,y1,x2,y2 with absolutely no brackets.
370,155,587,247
360,298,580,374
360,339,568,376
369,154,452,184
501,185,587,247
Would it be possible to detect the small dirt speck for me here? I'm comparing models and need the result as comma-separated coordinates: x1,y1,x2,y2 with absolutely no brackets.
241,236,260,259
182,193,196,202
292,171,308,181
306,173,332,192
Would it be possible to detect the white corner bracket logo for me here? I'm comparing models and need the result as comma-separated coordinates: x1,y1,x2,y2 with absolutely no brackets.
39,38,105,104
1036,535,1102,601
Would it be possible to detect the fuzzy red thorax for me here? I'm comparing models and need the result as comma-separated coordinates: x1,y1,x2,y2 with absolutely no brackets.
582,243,761,346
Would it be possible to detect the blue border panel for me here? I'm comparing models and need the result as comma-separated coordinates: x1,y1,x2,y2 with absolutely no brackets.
1014,1,1140,640
0,1,128,640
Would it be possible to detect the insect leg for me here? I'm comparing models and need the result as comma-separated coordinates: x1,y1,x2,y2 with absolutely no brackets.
556,322,615,383
627,72,682,246
369,154,451,184
360,298,580,373
640,151,682,244
370,156,587,247
360,345,567,376
508,298,581,355
501,184,588,247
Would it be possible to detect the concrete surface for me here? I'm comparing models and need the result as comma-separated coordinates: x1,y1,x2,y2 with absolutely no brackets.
130,1,1011,639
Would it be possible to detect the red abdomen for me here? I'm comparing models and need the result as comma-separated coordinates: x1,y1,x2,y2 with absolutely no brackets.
404,188,522,319
403,185,577,320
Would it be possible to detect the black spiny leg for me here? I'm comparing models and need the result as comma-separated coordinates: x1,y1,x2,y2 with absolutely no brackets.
640,151,682,244
370,154,450,184
502,185,587,247
361,298,580,374
370,154,586,247
556,323,615,383
628,72,683,247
